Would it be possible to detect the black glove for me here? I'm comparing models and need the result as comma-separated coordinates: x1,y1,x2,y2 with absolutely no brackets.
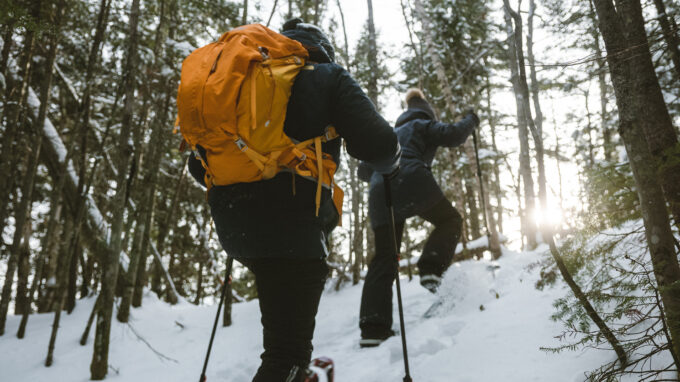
463,108,480,127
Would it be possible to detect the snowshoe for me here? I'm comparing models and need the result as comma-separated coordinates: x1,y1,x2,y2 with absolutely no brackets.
423,298,444,318
420,274,442,294
304,357,334,382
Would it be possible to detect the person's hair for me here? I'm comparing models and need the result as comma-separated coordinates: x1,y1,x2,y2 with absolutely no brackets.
405,88,426,103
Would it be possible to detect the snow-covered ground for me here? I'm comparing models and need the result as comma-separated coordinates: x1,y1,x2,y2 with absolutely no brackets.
1,247,623,381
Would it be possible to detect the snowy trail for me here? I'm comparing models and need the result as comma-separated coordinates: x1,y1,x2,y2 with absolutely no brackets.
1,248,618,381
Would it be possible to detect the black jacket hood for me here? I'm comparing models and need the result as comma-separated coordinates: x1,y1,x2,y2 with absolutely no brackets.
396,109,433,127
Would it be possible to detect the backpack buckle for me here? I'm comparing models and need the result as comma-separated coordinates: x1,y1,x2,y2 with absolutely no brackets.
258,46,270,60
235,138,248,151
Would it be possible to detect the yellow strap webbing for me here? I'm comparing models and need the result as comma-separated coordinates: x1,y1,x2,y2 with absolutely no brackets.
315,137,323,216
250,64,258,131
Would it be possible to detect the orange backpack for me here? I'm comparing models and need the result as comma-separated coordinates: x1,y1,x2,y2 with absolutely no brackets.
176,24,343,221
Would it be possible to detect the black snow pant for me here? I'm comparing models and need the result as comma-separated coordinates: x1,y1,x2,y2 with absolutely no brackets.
359,197,462,335
240,258,329,382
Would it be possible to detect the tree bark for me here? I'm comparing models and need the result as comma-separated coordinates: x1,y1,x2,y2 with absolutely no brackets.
151,159,187,303
400,0,425,88
349,157,364,284
45,216,75,367
547,234,627,366
588,0,613,162
502,0,537,249
90,0,140,378
592,0,680,360
0,18,16,77
652,0,680,79
0,1,42,333
335,0,351,70
366,0,379,108
526,0,548,216
484,70,504,234
15,226,31,315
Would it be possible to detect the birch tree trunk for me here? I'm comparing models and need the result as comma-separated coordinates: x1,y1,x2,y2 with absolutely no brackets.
502,0,537,249
484,71,504,234
526,0,548,215
90,0,140,378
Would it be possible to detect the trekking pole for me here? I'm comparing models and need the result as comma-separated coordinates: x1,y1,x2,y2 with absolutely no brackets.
199,256,234,382
471,130,491,238
383,174,413,382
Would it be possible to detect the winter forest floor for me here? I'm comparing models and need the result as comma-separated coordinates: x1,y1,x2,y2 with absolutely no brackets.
0,246,649,382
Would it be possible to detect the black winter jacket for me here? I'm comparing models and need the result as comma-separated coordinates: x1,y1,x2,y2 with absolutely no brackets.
360,109,478,228
189,63,400,259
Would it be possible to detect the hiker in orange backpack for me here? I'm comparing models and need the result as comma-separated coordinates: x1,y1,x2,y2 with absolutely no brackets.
182,19,399,381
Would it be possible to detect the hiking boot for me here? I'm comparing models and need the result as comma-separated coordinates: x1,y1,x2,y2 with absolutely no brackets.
303,356,334,382
420,274,442,294
359,328,396,348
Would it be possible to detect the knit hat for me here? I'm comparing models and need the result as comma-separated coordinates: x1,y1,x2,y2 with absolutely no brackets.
281,18,335,63
405,88,436,120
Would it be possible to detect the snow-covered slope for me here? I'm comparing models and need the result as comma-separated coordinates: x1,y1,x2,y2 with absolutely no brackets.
0,248,619,381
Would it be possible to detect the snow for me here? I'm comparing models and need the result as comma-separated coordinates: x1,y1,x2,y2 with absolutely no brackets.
167,38,196,57
0,247,635,382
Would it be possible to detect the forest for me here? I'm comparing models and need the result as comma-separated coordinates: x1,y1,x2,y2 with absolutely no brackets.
0,0,679,381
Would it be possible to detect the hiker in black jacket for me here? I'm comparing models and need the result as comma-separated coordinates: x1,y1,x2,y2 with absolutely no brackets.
188,19,400,381
358,89,479,347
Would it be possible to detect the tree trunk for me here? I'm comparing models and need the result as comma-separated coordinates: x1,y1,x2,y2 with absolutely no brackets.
0,1,42,334
116,210,145,322
241,0,248,25
349,157,364,285
151,158,187,302
335,0,351,70
400,0,425,88
464,176,481,239
547,234,627,365
485,71,504,234
0,18,16,77
17,225,47,338
15,226,31,315
366,0,379,108
526,0,548,217
266,0,279,27
45,216,75,367
222,280,232,327
502,0,537,249
588,0,613,162
652,0,680,79
90,0,140,378
592,0,680,360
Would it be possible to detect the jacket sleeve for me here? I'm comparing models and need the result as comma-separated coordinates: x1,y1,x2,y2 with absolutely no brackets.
425,113,478,147
329,66,400,174
358,161,374,182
